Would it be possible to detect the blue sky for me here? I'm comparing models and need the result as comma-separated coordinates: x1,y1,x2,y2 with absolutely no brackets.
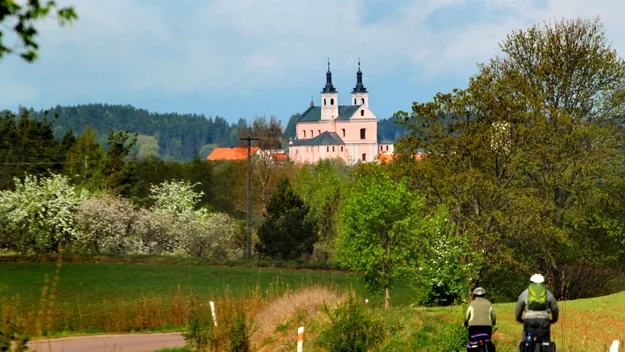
1,0,624,125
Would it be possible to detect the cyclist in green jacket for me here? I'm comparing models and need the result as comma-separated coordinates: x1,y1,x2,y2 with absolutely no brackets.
515,274,559,342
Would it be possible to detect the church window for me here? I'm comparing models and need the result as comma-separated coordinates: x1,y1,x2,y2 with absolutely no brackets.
326,146,329,152
360,128,366,139
332,146,335,152
330,98,334,105
354,98,356,104
303,130,306,138
362,98,365,104
341,146,344,152
386,145,389,151
318,130,321,135
360,109,364,116
324,98,326,105
362,153,366,161
342,128,345,137
310,130,313,137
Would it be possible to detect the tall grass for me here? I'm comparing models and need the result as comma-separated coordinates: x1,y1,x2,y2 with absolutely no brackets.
0,263,317,339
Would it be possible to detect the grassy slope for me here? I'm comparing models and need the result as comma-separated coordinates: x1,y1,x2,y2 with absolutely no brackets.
428,291,625,352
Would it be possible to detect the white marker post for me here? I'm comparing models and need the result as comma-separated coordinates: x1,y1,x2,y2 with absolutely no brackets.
297,326,304,352
609,340,620,352
209,301,217,326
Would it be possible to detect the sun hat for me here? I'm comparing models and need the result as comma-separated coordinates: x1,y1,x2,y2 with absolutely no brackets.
530,273,545,284
472,287,486,296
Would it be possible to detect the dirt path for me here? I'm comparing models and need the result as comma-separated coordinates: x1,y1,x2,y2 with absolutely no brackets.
27,332,185,352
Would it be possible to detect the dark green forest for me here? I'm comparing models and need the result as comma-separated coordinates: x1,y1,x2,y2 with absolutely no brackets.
25,104,405,161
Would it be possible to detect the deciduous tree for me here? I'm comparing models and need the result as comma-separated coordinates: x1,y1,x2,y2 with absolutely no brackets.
336,164,429,308
395,17,625,298
0,174,88,253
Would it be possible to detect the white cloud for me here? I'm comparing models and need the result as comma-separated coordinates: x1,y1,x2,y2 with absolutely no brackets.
2,0,625,114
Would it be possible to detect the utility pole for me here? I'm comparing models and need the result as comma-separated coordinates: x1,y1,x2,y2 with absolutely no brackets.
240,136,259,260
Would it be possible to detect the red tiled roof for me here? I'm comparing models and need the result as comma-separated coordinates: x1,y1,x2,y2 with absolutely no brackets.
270,152,289,161
377,153,426,163
206,147,259,161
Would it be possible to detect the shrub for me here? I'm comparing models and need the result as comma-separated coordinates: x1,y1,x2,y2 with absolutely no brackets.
75,195,137,254
315,294,386,352
0,319,28,352
182,309,215,352
429,319,468,352
227,312,250,352
255,260,269,268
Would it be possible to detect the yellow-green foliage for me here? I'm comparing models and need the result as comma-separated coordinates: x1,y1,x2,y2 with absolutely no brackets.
135,134,160,158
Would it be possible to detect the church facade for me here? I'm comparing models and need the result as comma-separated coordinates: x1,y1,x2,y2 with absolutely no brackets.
288,62,393,165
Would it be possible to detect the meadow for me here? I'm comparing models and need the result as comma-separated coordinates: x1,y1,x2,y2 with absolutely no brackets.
1,256,623,351
0,256,411,337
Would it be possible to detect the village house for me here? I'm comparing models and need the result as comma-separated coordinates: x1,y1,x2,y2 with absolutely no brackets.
289,61,394,164
206,146,288,162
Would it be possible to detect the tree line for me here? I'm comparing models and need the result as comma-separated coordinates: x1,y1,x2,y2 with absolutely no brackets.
22,104,405,161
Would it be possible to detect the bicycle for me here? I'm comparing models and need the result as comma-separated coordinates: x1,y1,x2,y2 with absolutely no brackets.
467,332,495,352
519,333,556,352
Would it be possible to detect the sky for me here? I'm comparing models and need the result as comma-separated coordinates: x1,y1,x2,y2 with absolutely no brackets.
2,0,625,125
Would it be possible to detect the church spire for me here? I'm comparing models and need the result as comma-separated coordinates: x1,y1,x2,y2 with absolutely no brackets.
320,58,339,120
351,59,369,107
352,59,367,93
322,58,336,93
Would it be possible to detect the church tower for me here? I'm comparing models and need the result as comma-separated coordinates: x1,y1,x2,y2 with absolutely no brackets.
351,60,369,107
321,60,339,120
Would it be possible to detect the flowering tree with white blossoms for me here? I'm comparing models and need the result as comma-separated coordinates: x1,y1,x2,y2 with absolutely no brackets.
181,212,242,259
149,180,203,218
147,180,244,259
75,195,136,253
131,208,178,254
413,207,483,306
0,174,89,253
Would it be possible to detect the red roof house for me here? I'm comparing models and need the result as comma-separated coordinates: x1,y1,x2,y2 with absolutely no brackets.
206,147,260,161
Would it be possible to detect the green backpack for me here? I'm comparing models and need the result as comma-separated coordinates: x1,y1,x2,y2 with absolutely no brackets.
527,283,547,311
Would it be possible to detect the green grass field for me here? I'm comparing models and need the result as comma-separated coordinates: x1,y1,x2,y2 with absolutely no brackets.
1,259,622,351
0,258,413,338
0,260,412,307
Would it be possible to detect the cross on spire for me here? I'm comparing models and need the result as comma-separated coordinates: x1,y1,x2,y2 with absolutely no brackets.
322,58,336,93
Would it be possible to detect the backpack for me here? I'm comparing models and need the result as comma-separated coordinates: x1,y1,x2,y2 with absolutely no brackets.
527,283,548,311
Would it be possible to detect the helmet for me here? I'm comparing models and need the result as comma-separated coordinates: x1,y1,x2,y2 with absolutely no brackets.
530,274,545,284
472,287,486,296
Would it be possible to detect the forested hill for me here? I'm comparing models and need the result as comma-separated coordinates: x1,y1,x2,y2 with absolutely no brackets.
28,104,249,161
27,104,405,161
